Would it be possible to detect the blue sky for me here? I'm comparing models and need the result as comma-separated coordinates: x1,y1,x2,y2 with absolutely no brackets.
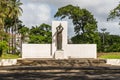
20,0,120,37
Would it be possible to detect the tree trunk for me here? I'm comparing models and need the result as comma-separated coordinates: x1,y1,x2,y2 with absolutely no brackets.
11,26,14,54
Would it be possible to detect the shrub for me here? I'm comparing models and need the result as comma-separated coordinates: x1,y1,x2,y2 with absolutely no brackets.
0,41,8,56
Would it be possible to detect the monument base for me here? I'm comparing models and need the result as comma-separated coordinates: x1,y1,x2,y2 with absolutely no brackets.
54,50,64,59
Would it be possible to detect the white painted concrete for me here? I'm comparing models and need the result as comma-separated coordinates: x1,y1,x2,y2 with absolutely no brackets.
65,44,97,58
107,59,120,65
22,44,97,59
22,44,52,58
0,59,17,66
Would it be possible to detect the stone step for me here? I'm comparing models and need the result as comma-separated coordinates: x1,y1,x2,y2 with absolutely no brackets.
0,66,120,80
16,59,107,67
0,66,120,73
0,71,119,80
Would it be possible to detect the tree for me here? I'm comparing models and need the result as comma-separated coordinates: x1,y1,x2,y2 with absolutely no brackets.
54,5,97,34
8,0,23,54
16,24,29,54
97,31,120,52
18,25,29,43
107,3,120,24
0,0,10,41
29,23,52,44
101,28,107,45
0,0,12,55
54,5,99,44
0,41,8,56
0,0,23,55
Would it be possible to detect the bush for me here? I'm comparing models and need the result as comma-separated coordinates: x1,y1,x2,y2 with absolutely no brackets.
105,44,120,52
0,41,8,56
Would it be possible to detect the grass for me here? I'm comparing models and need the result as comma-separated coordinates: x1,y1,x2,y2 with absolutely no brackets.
0,53,20,59
98,52,120,59
1,52,120,59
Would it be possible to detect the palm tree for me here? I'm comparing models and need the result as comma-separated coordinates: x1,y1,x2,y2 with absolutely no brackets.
8,0,23,54
101,28,107,52
101,28,107,45
0,0,8,41
0,0,23,54
0,0,12,55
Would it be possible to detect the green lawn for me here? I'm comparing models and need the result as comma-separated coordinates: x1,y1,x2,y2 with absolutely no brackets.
98,52,120,59
0,53,20,59
1,52,120,59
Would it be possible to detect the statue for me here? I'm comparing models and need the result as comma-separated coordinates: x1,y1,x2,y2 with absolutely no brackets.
56,23,64,50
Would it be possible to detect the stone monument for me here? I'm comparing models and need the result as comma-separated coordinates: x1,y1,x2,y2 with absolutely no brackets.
52,21,67,59
22,21,96,59
56,23,64,50
54,23,64,59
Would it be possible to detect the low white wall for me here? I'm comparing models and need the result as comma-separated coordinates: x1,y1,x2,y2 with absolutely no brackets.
22,44,52,58
0,59,17,66
65,44,97,59
107,59,120,65
22,44,96,59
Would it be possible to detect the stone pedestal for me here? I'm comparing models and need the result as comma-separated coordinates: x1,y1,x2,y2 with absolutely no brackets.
54,50,64,59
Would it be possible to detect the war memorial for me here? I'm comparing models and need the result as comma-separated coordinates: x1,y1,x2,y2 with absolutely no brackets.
22,21,96,59
0,21,120,80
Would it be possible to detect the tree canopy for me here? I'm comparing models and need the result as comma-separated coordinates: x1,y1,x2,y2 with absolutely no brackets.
54,5,97,35
0,0,23,54
29,23,52,44
54,5,99,44
107,3,120,24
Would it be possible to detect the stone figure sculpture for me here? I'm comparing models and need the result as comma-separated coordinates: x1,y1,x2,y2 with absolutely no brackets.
56,23,64,50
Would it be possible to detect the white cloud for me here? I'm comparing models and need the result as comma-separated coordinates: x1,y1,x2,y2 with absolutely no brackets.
20,0,120,36
20,2,51,28
37,5,51,21
98,21,120,35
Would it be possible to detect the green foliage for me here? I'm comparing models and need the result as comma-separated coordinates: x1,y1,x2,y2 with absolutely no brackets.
29,23,52,44
107,3,120,23
98,33,120,52
107,3,120,53
71,31,120,52
0,41,8,56
18,25,29,42
54,5,97,35
0,0,23,54
107,44,120,52
71,32,100,44
0,53,20,59
55,5,99,45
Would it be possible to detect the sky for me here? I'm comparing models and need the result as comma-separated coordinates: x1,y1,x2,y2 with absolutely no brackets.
20,0,120,37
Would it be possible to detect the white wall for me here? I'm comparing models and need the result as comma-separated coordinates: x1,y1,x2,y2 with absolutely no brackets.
22,44,96,59
65,44,97,58
22,44,52,58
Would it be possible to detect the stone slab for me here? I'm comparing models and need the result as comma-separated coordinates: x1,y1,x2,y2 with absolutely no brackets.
107,59,120,65
54,50,64,59
0,59,17,66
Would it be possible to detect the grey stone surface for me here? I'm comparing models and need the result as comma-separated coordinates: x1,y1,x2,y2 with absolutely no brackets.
0,59,120,80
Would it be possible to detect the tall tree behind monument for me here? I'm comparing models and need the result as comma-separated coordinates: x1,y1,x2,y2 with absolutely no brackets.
54,5,100,44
